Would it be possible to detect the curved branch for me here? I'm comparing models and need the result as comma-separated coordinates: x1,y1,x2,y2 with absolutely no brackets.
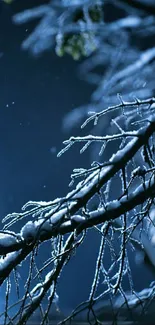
0,118,154,287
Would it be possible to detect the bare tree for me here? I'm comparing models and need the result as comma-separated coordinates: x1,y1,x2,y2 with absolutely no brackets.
0,0,155,324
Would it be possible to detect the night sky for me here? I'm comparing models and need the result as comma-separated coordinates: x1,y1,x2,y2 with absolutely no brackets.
0,0,155,318
0,0,99,314
0,0,93,215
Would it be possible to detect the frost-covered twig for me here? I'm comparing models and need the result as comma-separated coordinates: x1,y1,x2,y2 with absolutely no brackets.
0,114,154,322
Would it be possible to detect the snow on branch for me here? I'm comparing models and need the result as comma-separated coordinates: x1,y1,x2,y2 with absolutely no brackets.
0,96,154,323
0,141,154,323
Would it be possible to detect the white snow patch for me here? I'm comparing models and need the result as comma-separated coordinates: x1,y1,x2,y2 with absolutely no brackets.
0,251,19,271
0,233,17,247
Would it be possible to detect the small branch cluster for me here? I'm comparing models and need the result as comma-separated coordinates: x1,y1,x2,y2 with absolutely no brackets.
0,97,154,323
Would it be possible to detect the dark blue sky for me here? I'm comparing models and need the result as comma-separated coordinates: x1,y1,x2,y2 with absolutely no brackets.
0,0,99,314
0,0,155,318
0,0,93,214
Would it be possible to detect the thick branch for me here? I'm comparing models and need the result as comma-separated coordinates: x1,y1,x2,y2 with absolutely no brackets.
0,117,154,284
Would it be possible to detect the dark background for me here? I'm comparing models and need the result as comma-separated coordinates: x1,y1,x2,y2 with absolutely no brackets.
0,0,154,318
